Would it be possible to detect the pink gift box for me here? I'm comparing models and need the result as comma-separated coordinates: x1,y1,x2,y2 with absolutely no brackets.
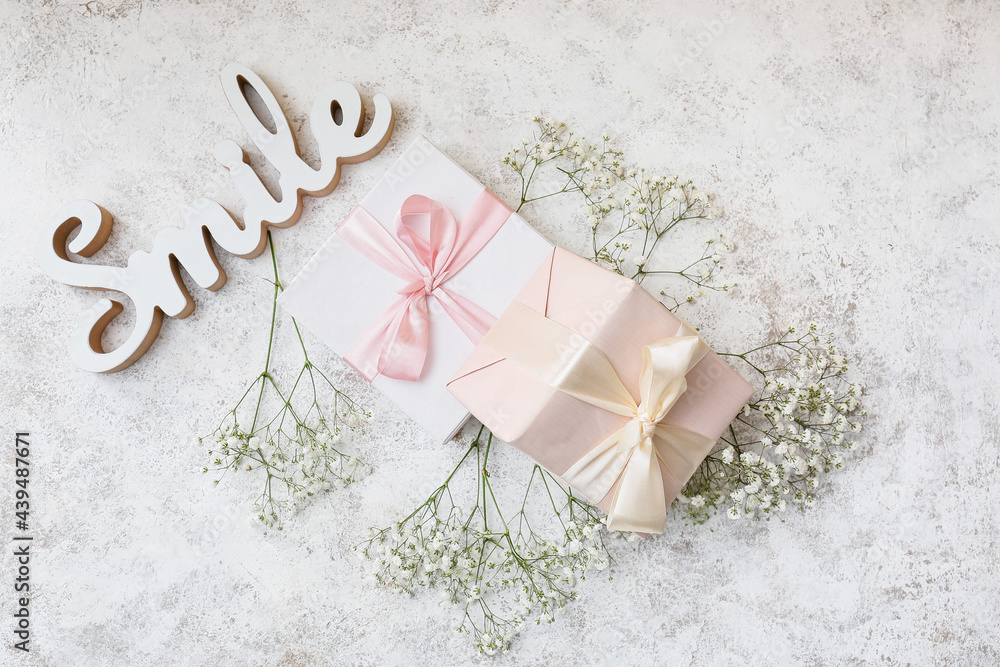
448,247,753,525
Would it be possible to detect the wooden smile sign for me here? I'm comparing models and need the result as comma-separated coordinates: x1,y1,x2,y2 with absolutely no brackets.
36,64,395,373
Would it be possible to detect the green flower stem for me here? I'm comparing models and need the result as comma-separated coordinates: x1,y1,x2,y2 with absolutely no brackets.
203,232,369,529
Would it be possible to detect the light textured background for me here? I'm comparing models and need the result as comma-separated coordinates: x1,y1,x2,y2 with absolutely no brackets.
2,0,998,665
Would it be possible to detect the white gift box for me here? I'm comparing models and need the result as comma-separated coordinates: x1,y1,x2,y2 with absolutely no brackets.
279,136,554,443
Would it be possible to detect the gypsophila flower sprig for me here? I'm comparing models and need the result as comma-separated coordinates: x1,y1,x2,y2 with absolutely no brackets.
360,427,617,655
202,231,370,530
679,324,866,523
504,116,733,311
506,117,867,525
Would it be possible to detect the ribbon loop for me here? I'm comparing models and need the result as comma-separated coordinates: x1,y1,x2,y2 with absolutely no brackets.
339,191,511,381
482,300,716,534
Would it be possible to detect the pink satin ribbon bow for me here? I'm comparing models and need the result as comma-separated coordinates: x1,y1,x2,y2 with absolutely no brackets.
338,191,512,381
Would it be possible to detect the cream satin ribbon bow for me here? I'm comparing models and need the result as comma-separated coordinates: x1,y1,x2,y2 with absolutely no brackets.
482,301,716,534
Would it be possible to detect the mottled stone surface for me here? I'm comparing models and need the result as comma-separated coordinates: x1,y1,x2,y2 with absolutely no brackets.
1,1,998,664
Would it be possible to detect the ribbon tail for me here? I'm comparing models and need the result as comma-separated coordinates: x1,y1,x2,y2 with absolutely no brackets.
606,438,666,534
434,287,496,343
343,293,429,381
652,424,718,487
561,427,631,505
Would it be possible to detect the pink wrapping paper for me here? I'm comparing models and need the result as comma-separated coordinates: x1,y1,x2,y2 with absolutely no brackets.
448,247,754,517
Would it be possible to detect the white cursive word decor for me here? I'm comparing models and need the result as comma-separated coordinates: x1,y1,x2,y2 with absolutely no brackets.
36,63,395,373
